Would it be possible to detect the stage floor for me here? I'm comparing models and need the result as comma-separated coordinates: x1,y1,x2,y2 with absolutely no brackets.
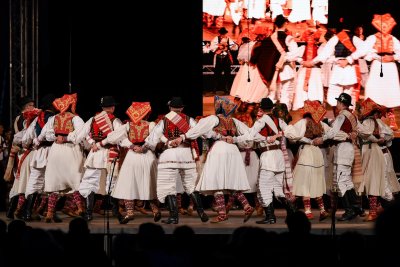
0,209,375,235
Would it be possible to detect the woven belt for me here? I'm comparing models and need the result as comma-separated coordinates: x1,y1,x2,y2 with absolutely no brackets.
331,139,352,145
102,144,118,149
39,141,53,147
259,145,280,153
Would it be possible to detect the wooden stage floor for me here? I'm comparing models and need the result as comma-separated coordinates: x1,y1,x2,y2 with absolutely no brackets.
0,209,375,235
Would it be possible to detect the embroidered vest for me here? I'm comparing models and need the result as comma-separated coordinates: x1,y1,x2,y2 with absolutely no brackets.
53,112,75,135
374,33,394,55
163,113,190,140
90,113,116,141
340,116,354,134
213,115,238,137
259,115,280,137
128,121,150,144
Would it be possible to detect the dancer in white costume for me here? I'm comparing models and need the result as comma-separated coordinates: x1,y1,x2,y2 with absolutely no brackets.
170,96,254,223
144,97,209,224
74,96,123,221
229,36,265,102
311,0,328,25
22,94,56,221
306,20,364,109
245,0,266,21
354,14,400,130
8,108,40,220
98,102,162,224
288,0,311,23
249,15,303,110
292,28,324,110
376,108,400,205
4,96,35,220
270,0,286,20
37,93,85,223
284,100,330,221
358,98,400,221
234,97,297,224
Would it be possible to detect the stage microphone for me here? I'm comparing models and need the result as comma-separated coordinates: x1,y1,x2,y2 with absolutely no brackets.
380,65,383,77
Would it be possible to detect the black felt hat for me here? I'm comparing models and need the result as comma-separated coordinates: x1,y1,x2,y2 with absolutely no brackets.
100,96,118,107
335,93,353,106
260,98,274,111
168,97,185,108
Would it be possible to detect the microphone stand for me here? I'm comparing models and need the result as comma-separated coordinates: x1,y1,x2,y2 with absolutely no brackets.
104,157,118,260
330,189,338,239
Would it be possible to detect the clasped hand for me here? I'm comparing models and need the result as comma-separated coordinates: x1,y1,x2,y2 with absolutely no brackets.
169,137,183,148
55,135,65,144
312,137,323,146
221,136,234,144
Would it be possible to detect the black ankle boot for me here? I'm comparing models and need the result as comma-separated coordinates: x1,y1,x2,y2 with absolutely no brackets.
190,191,209,222
23,193,40,221
84,192,95,221
110,196,122,219
338,189,358,221
256,203,276,224
161,195,179,224
279,197,297,216
6,196,19,220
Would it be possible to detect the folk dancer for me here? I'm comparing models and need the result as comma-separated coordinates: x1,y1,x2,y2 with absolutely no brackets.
74,96,123,221
144,97,209,224
22,94,57,221
234,98,297,224
284,100,329,221
97,102,162,224
36,93,85,223
312,93,364,221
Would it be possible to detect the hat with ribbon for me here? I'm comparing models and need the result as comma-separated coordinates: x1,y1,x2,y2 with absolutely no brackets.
126,102,151,124
167,97,185,108
360,98,381,119
100,96,118,107
302,100,327,123
218,27,228,35
22,108,41,127
335,92,352,107
52,93,77,113
214,96,238,117
259,97,274,111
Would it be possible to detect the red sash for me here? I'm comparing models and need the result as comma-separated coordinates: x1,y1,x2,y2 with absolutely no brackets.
337,31,361,101
302,32,318,92
94,111,113,136
165,111,190,134
16,149,31,179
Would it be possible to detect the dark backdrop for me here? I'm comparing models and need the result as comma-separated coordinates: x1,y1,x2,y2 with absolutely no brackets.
41,0,203,121
1,0,203,124
328,0,400,37
2,0,400,123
